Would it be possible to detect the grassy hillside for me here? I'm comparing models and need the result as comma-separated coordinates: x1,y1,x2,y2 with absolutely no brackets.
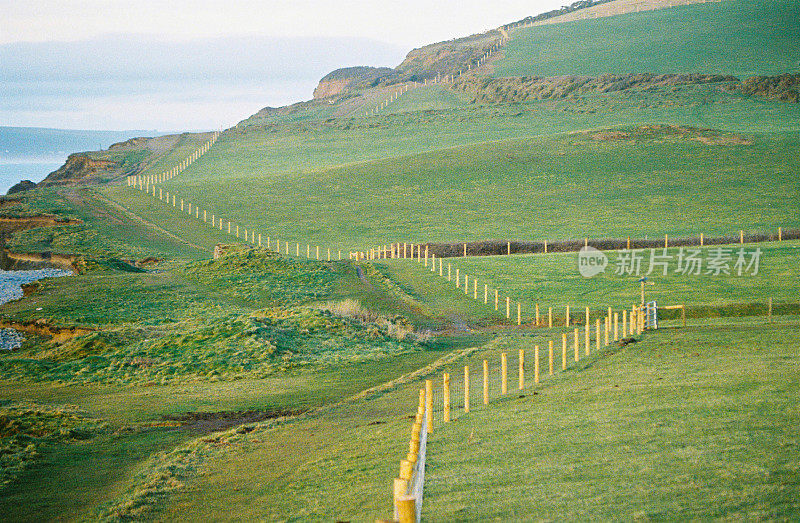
378,240,800,321
423,322,800,519
151,126,800,251
1,0,799,519
499,0,800,78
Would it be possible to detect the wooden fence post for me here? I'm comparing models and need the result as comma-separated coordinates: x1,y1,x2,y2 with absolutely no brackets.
535,304,540,326
495,289,499,311
574,328,580,362
585,323,590,356
424,246,429,266
768,297,772,323
565,305,570,326
534,345,540,384
544,240,548,253
548,307,553,328
396,495,416,523
464,274,469,295
483,360,489,405
447,263,451,281
562,333,567,370
484,284,488,304
596,318,601,351
605,316,609,345
464,243,467,257
622,310,627,337
425,380,433,433
464,366,470,413
517,303,521,326
443,373,450,422
614,312,619,341
501,353,508,394
700,233,704,246
740,230,744,244
506,297,510,319
455,269,460,288
518,349,525,389
778,227,782,241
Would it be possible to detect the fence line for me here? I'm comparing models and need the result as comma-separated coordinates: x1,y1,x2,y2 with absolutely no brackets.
363,35,506,118
384,303,651,520
126,131,220,190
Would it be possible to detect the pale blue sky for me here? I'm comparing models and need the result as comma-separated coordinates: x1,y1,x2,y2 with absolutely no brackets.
1,1,564,130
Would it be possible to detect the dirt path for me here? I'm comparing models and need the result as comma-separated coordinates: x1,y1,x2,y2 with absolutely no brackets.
74,188,207,252
355,265,373,289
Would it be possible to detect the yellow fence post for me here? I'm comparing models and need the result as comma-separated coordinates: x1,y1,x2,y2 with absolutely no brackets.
585,323,590,356
535,303,540,326
396,495,416,523
501,353,508,395
534,345,540,384
495,289,499,311
548,340,554,375
484,284,488,304
464,366,470,413
443,373,450,422
565,305,570,326
464,274,469,295
483,360,489,405
518,349,524,390
562,333,567,370
548,307,553,328
605,315,610,345
517,303,521,326
622,310,627,337
474,279,478,300
778,227,782,241
425,380,433,434
595,318,600,351
614,312,619,341
447,263,451,281
574,328,580,362
506,297,510,319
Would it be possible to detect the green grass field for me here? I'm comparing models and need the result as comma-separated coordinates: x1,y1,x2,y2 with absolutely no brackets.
2,0,799,519
423,322,800,520
144,125,800,253
378,240,800,321
500,0,800,78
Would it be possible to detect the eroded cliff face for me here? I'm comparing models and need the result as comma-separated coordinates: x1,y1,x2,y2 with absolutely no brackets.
38,154,117,187
313,78,353,99
312,66,397,99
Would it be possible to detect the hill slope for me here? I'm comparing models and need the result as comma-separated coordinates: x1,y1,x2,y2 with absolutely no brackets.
498,0,800,78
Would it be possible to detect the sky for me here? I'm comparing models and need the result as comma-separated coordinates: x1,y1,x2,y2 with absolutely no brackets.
1,0,565,131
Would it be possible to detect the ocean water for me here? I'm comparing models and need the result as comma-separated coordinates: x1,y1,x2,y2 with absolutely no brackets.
0,159,64,194
0,268,72,350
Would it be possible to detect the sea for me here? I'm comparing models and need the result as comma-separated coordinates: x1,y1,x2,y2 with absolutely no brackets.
0,268,73,350
0,126,164,194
